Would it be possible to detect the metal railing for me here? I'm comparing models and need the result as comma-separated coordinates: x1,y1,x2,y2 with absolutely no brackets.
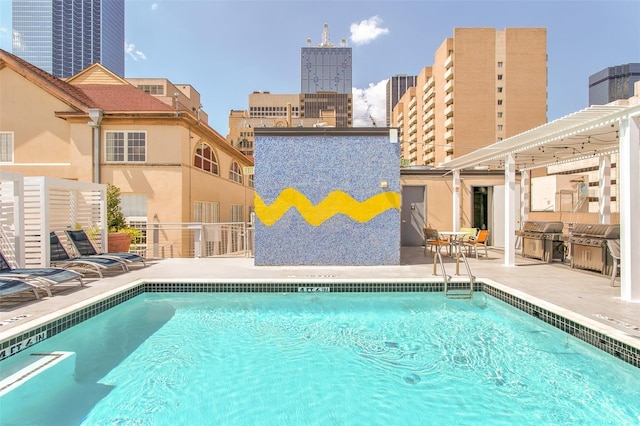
125,222,254,259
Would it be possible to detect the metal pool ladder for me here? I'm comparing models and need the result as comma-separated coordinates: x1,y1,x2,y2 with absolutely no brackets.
434,241,476,299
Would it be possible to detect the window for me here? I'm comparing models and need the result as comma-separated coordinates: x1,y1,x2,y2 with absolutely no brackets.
194,142,219,175
230,204,244,222
105,131,146,162
248,174,254,189
137,85,164,95
497,112,503,118
497,62,503,68
0,132,14,163
497,87,503,93
497,125,503,131
497,99,503,106
194,201,219,223
497,74,503,80
229,161,243,184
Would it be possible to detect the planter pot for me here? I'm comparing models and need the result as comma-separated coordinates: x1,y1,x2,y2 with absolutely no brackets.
108,232,131,253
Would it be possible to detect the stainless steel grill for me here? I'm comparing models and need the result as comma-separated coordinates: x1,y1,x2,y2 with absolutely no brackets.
569,223,619,275
516,221,566,262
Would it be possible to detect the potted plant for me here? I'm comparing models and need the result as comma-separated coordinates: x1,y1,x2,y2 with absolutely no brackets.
106,183,140,253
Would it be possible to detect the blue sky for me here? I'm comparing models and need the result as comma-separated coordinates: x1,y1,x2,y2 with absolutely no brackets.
1,0,639,134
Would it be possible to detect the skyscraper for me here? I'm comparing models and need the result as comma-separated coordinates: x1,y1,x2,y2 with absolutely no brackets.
301,23,352,94
386,75,417,126
12,0,125,78
588,63,640,106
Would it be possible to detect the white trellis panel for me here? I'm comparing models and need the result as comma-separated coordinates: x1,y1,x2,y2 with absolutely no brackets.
0,171,25,267
22,177,106,268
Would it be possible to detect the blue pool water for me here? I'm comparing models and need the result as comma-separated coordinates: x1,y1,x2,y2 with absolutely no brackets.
1,292,639,425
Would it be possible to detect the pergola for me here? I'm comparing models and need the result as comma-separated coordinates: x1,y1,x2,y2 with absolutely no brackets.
440,104,640,302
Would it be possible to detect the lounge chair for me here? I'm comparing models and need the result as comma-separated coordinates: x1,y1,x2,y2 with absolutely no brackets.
424,228,449,256
0,250,84,294
459,227,479,242
65,230,146,268
465,229,490,259
49,232,128,278
0,275,46,299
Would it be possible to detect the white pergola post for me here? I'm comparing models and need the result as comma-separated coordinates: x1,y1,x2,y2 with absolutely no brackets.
520,170,530,226
452,170,461,231
504,154,516,266
618,114,640,302
598,156,611,224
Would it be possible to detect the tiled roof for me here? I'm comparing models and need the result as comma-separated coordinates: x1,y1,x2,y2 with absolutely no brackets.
76,84,175,112
0,49,96,109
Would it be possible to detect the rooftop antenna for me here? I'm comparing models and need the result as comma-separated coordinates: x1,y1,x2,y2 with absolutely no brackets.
320,23,333,47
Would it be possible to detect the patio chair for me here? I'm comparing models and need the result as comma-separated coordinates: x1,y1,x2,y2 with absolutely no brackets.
65,230,146,268
424,228,449,256
607,239,620,287
459,227,479,242
0,275,51,299
49,232,128,278
0,250,84,294
465,229,490,259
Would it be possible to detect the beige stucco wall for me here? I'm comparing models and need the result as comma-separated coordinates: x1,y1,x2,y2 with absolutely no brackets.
1,67,78,178
401,173,511,232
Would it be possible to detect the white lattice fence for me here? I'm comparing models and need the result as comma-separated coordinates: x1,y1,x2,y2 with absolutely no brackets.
0,171,25,267
22,177,106,268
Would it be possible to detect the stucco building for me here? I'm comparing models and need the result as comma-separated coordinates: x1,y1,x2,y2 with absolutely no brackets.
0,49,253,256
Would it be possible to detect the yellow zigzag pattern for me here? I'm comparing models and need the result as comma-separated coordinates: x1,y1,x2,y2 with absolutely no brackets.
255,188,400,227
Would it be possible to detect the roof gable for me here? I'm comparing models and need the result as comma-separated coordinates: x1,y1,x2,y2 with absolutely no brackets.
0,48,95,110
66,63,129,85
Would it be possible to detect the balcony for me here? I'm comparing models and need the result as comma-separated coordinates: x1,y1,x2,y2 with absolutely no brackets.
444,55,453,69
444,67,453,81
444,80,454,93
444,92,454,105
444,129,454,142
423,77,435,92
408,97,417,109
423,130,435,141
444,116,454,130
425,109,435,121
444,104,454,118
422,87,435,102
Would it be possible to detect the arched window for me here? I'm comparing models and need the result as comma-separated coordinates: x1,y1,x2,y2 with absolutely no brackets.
229,161,243,184
194,142,219,175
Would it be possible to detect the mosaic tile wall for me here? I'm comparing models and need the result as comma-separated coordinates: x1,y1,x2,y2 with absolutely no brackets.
254,129,401,265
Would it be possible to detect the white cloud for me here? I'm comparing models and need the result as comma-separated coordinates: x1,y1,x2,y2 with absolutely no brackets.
151,3,158,11
125,42,147,61
349,16,389,46
352,79,387,127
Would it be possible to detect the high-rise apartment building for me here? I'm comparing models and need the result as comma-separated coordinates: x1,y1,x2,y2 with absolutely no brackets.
12,0,125,78
393,28,547,166
588,63,640,106
386,75,417,126
301,23,352,94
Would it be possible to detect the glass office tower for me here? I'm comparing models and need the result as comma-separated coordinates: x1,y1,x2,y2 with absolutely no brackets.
12,0,124,78
301,24,352,94
588,63,640,106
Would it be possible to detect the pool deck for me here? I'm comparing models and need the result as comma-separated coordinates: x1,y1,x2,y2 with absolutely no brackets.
1,247,639,350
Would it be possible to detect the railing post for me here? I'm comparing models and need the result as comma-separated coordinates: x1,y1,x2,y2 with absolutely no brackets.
153,224,159,259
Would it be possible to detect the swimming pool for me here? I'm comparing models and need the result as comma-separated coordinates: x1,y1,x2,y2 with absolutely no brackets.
1,291,639,425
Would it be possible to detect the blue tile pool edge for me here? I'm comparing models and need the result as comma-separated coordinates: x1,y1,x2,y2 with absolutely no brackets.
1,280,638,369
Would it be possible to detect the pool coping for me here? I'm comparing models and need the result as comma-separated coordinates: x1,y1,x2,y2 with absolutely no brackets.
1,277,639,368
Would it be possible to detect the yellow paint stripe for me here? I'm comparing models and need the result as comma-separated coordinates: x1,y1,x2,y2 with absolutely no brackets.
255,188,400,227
